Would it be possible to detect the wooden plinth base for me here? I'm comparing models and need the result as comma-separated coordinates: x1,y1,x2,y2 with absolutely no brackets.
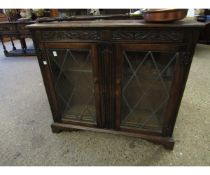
51,122,175,150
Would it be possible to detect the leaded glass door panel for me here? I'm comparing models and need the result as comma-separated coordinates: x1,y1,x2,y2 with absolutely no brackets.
116,44,180,133
45,43,99,125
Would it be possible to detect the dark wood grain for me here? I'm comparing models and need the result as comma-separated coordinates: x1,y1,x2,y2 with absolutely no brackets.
51,122,175,150
29,19,203,150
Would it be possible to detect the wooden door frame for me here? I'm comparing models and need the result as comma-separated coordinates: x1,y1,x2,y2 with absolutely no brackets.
115,43,186,136
41,42,101,127
162,30,200,137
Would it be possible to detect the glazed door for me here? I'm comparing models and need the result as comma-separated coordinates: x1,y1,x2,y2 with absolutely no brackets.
116,44,183,135
44,43,100,127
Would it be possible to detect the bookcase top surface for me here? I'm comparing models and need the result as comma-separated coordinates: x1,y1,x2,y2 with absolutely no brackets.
27,19,204,29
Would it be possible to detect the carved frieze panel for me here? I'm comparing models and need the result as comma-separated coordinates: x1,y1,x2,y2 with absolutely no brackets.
40,30,101,41
112,30,183,42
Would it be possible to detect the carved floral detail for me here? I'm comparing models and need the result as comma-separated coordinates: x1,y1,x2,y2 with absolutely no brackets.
112,30,183,42
41,30,100,41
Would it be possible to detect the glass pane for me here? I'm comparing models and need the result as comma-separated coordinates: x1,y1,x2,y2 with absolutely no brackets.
47,48,96,124
121,51,177,132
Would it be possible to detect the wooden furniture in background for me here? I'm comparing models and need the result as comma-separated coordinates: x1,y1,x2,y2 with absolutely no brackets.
0,10,11,42
198,22,210,44
50,9,58,17
197,10,210,44
54,9,131,17
28,18,203,150
0,12,8,22
0,21,36,56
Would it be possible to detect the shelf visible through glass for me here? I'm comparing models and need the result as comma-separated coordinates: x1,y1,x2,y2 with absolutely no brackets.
47,48,96,124
121,50,178,132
